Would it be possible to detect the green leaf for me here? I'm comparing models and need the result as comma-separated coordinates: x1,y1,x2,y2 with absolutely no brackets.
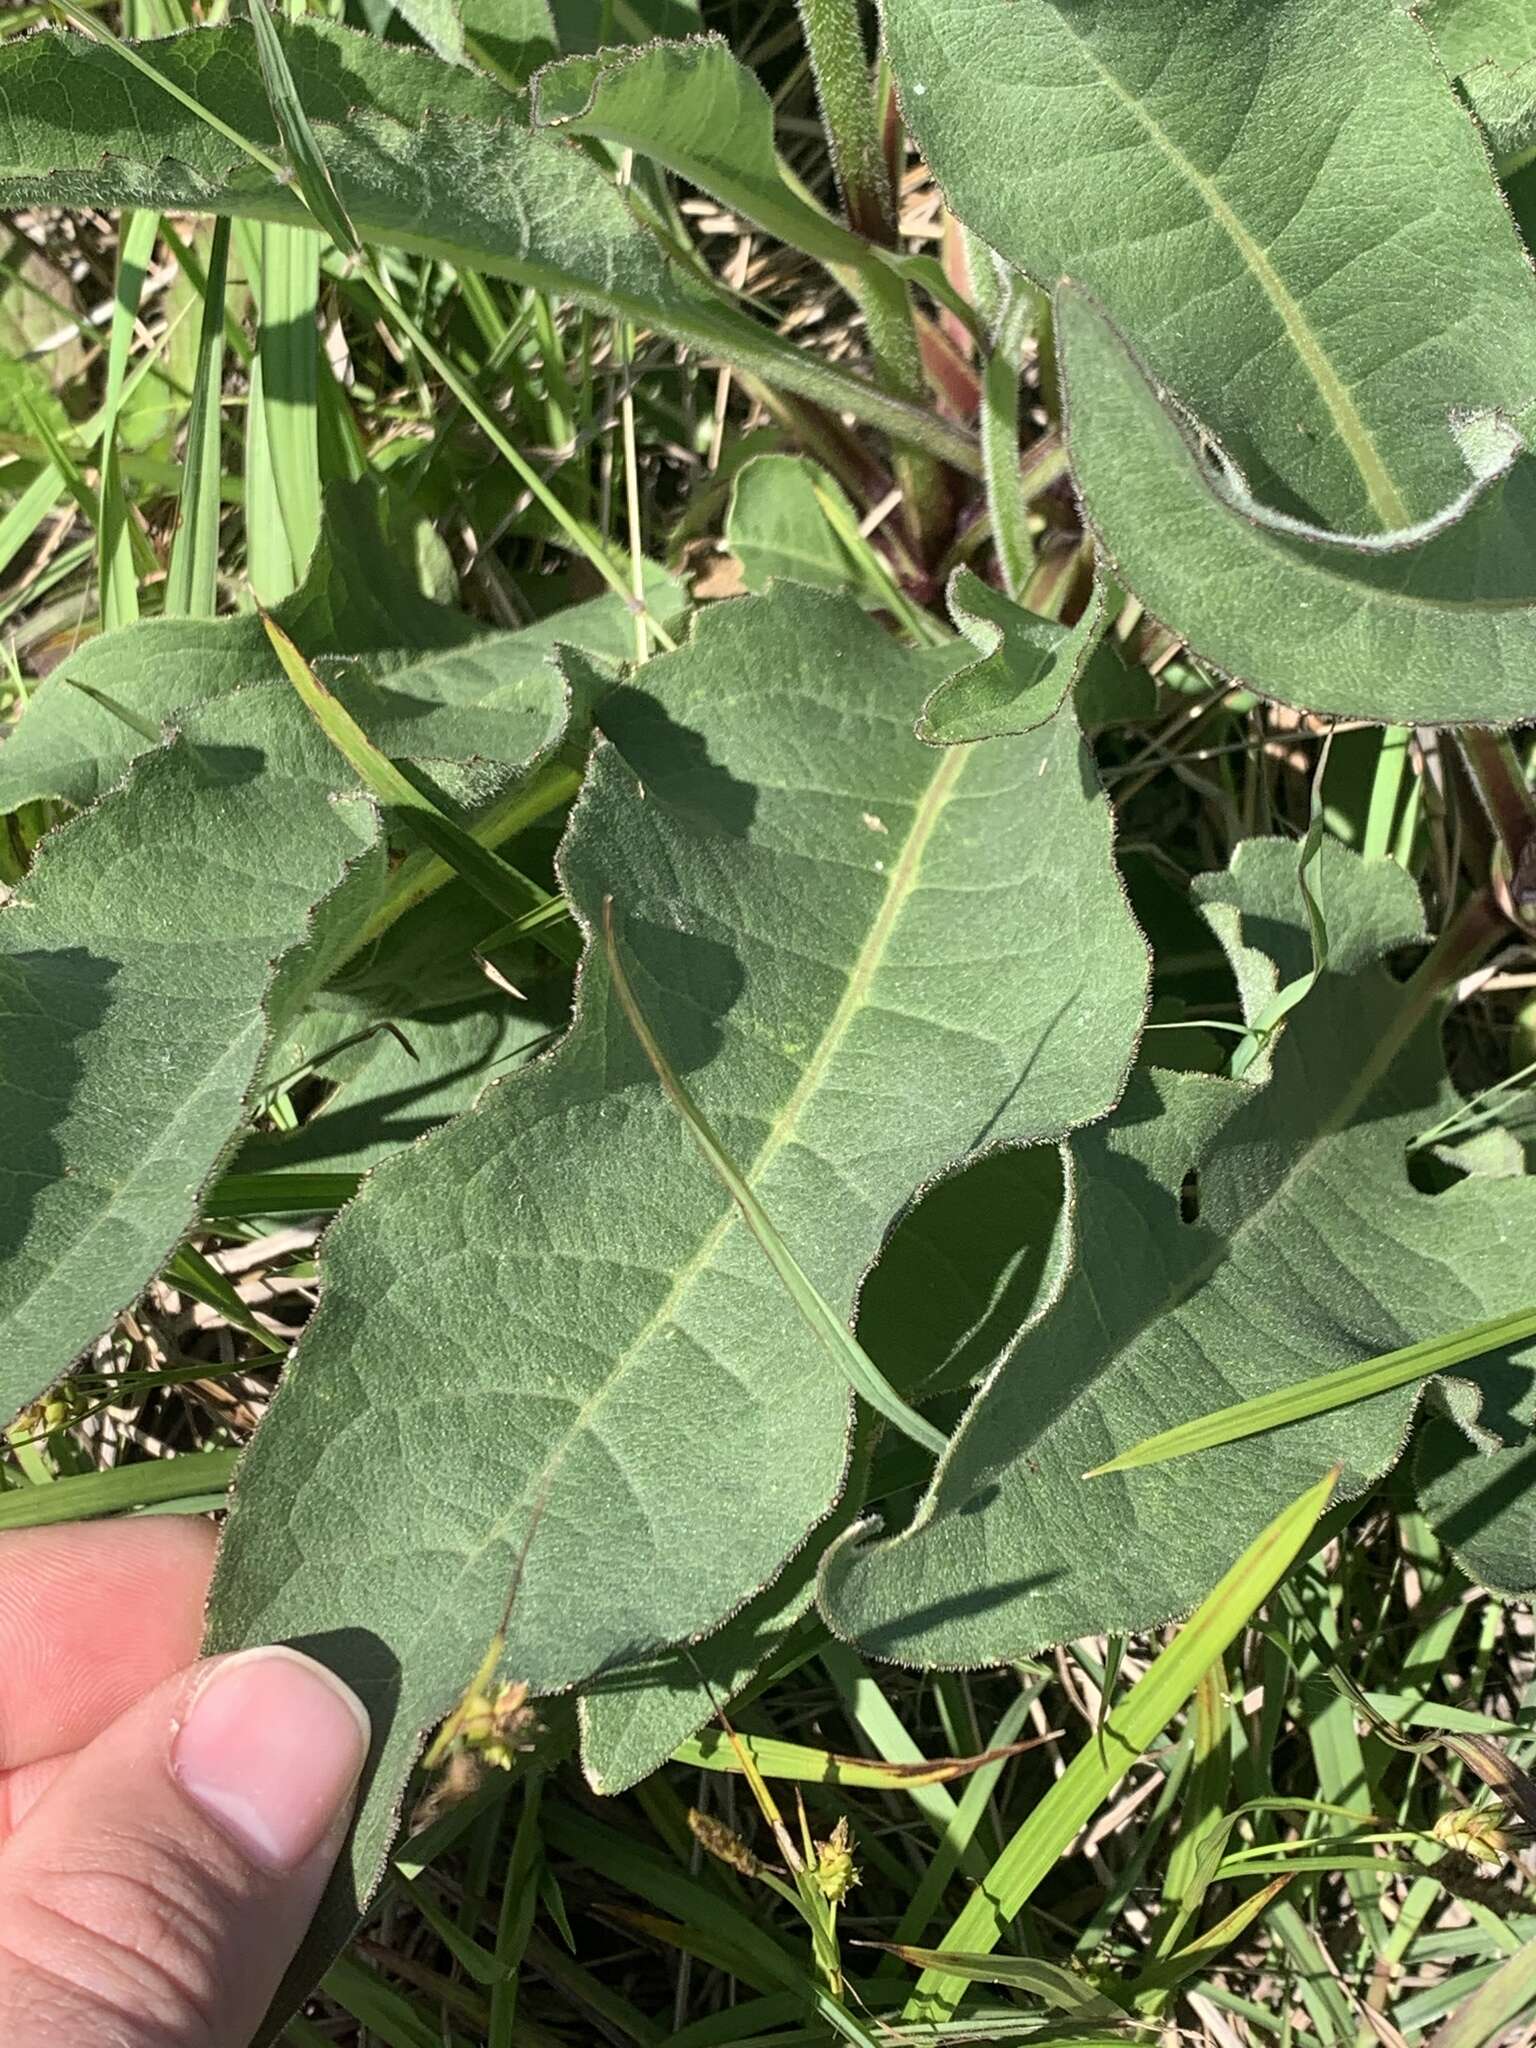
239,985,559,1178
819,838,1536,1668
603,900,947,1455
1416,1359,1536,1597
902,1468,1338,2022
264,614,580,964
1091,1305,1536,1476
392,0,466,68
886,0,1536,529
203,584,1150,2007
0,18,975,474
918,571,1118,746
0,685,381,1421
1055,283,1536,725
725,455,866,597
1422,0,1536,173
530,34,864,270
883,0,1536,718
579,1442,870,1796
0,482,479,815
0,487,683,817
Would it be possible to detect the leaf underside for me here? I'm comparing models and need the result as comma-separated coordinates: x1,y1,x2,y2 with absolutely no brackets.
204,582,1150,1982
883,0,1536,719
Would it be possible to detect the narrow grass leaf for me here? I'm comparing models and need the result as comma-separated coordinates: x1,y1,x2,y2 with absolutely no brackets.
898,1466,1338,2021
1087,1306,1536,1478
165,217,231,618
603,897,948,1459
245,0,362,256
0,1449,240,1530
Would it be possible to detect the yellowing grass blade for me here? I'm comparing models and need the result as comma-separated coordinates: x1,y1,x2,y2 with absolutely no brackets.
603,897,948,1459
906,1465,1340,2022
674,1727,1058,1791
864,1945,1129,2023
1085,1305,1536,1477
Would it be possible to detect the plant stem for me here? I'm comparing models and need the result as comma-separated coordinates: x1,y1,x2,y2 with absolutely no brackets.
796,0,894,247
1458,730,1536,929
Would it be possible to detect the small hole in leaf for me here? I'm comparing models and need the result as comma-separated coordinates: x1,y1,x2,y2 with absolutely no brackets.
1179,1168,1201,1224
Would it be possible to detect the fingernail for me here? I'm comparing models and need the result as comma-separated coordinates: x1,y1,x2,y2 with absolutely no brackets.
172,1647,370,1873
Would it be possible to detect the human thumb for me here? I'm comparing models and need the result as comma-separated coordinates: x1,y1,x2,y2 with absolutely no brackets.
0,1646,369,2048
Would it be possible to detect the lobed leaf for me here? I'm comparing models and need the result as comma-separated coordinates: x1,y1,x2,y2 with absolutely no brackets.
203,583,1150,2001
820,838,1536,1666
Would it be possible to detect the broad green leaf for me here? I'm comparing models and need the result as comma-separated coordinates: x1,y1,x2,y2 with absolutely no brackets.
579,1450,867,1795
884,0,1536,718
856,1145,1070,1402
602,899,947,1455
725,455,866,597
204,584,1150,1999
918,571,1118,745
459,0,553,87
1056,284,1536,725
0,19,974,474
1092,1305,1536,1474
1421,0,1536,173
530,35,864,270
1416,1357,1536,1597
0,486,683,816
0,686,381,1421
819,839,1536,1668
391,0,465,67
885,0,1536,529
237,972,559,1177
0,482,477,814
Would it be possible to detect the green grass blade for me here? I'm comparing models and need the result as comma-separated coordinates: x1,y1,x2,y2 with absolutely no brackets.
602,898,947,1459
201,1171,361,1218
98,206,159,631
1426,1931,1536,2048
244,0,361,257
0,1449,240,1530
262,612,580,965
163,1243,286,1355
905,1466,1339,2021
1086,1306,1536,1477
164,216,231,617
871,1947,1126,2021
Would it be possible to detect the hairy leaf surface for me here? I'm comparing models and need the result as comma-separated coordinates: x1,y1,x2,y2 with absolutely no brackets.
0,484,475,814
0,687,380,1420
205,584,1149,1958
0,485,680,815
883,0,1536,718
531,34,864,268
0,19,971,469
1056,286,1536,724
1422,0,1536,171
820,840,1536,1665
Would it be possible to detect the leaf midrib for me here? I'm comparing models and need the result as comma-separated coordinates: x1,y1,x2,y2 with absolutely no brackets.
472,740,972,1598
1050,11,1411,530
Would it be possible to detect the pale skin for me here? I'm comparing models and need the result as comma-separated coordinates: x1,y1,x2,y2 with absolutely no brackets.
0,1519,370,2048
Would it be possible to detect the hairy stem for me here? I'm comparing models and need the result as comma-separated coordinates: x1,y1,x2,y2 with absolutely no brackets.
797,0,895,246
